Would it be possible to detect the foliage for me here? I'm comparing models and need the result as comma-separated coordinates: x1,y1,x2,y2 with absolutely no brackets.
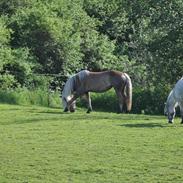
132,85,171,115
0,17,11,46
0,74,18,90
0,47,36,88
0,0,183,114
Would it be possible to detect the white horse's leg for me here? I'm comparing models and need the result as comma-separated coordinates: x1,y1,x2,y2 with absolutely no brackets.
64,107,69,112
62,98,69,112
179,103,183,124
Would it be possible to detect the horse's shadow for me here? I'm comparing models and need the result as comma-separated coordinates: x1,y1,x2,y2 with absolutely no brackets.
37,111,69,115
118,123,167,128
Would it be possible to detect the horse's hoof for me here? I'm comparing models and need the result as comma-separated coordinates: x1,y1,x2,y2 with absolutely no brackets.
181,121,183,124
64,108,68,112
168,121,173,124
86,108,92,113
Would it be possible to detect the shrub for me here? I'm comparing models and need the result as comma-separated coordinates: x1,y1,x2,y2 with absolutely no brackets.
0,47,36,88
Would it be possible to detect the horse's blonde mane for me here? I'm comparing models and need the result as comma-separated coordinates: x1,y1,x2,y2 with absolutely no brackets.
62,70,89,108
62,76,75,108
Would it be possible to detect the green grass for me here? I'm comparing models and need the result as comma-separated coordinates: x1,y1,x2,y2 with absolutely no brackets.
0,104,183,183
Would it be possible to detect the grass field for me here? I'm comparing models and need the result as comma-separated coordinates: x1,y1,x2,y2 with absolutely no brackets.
0,104,183,183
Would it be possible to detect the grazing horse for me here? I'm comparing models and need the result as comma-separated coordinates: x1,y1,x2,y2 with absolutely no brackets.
164,77,183,123
61,70,132,113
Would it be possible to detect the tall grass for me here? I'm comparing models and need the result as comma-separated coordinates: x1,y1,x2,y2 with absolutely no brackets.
0,86,171,115
80,88,169,115
0,88,61,108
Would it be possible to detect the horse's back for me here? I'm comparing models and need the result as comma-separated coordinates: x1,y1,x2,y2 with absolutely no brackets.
174,79,183,100
79,70,125,92
89,70,124,84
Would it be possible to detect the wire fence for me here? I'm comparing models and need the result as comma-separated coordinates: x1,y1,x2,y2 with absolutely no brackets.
0,71,69,107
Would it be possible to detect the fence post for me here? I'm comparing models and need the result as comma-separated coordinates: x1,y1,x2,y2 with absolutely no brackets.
48,87,50,107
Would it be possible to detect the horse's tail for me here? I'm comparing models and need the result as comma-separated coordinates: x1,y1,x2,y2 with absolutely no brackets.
124,73,132,112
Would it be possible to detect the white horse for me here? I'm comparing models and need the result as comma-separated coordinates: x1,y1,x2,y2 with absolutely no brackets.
164,77,183,123
61,70,132,113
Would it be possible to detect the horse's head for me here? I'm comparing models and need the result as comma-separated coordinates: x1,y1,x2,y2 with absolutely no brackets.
164,102,175,123
69,100,76,112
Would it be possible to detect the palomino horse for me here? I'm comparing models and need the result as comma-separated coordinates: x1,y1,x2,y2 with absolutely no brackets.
62,70,132,113
164,77,183,123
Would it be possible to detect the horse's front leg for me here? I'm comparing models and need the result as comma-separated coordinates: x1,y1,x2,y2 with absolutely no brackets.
64,107,69,112
67,94,79,109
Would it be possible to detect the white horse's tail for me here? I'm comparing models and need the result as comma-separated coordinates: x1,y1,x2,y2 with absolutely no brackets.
124,73,132,112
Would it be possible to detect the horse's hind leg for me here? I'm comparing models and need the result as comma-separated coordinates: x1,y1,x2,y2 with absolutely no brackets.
115,88,124,113
82,92,92,113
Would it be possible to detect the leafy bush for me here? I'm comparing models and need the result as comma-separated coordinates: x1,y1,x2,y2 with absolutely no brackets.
0,74,18,90
0,17,11,46
0,47,36,88
132,85,172,115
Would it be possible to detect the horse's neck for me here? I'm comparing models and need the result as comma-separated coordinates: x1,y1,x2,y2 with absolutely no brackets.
167,90,177,107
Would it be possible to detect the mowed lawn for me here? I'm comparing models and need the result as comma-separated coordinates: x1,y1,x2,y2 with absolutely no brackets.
0,104,183,183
